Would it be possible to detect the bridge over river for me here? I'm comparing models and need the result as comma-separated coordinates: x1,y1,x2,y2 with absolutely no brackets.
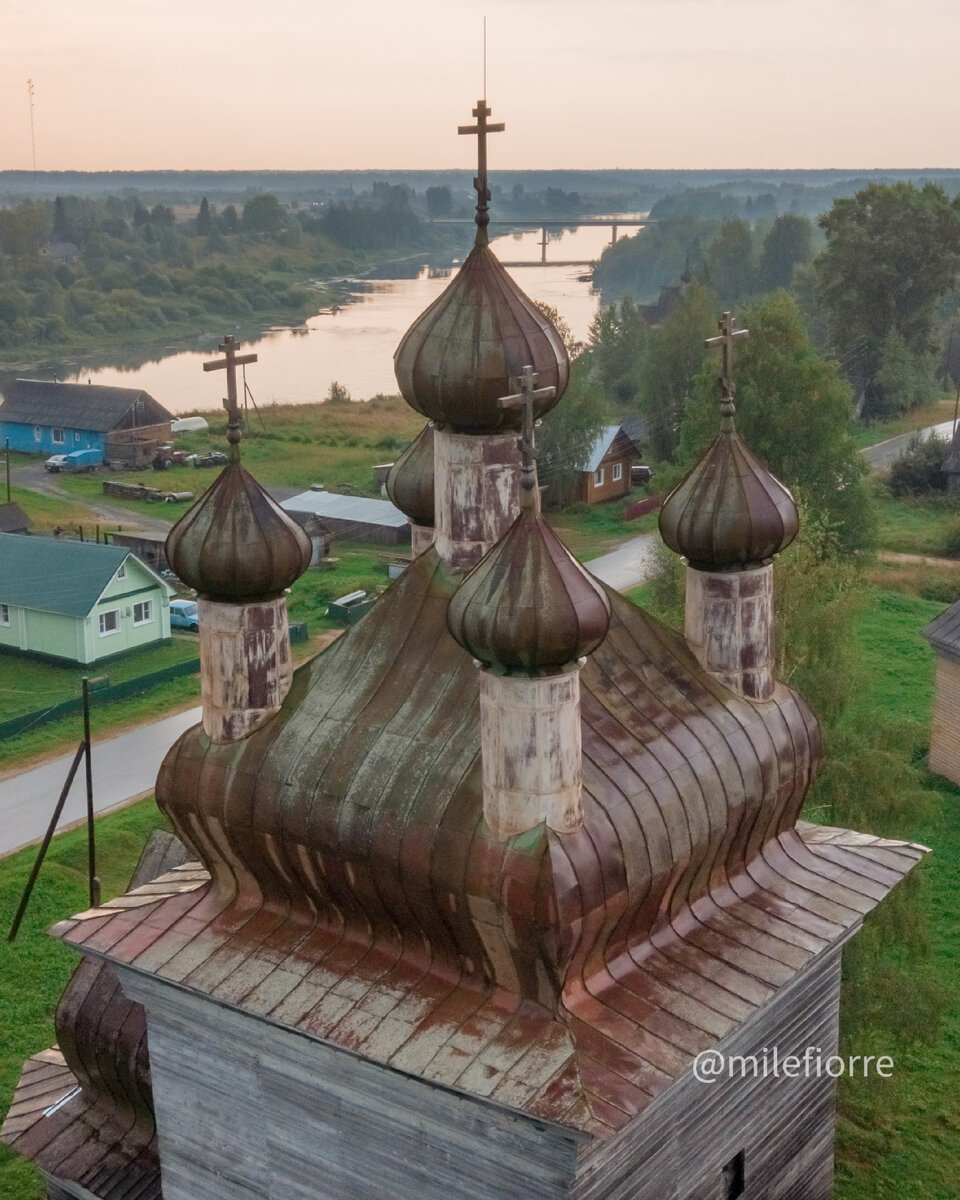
428,216,648,266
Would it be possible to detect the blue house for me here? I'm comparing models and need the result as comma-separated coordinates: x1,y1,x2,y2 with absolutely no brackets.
0,380,173,467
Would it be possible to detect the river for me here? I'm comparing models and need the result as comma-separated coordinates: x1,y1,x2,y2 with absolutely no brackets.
6,224,626,415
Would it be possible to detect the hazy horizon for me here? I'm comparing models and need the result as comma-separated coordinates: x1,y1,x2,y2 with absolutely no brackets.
3,0,957,173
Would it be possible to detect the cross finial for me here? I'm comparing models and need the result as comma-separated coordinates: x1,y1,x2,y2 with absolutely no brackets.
202,335,258,462
705,311,748,420
458,100,505,245
497,365,556,509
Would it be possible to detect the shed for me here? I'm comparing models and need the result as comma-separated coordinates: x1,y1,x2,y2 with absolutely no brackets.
0,380,173,467
108,530,170,573
0,501,31,534
282,488,410,545
0,533,173,664
922,599,960,783
578,423,639,503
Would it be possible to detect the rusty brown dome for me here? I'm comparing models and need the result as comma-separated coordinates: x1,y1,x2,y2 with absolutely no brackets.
393,242,569,434
386,424,434,527
659,428,799,571
166,462,311,600
447,507,610,673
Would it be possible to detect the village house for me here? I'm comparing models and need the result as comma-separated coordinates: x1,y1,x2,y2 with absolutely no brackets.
922,599,960,785
0,533,173,664
0,379,173,467
579,422,639,503
281,486,409,545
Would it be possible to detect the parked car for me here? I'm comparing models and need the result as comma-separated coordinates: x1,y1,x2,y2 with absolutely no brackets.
169,599,200,632
192,450,229,468
44,448,101,473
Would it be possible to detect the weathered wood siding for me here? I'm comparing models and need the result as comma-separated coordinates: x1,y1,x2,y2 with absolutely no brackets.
434,430,521,570
929,653,960,786
572,945,844,1200
684,564,775,701
119,971,585,1200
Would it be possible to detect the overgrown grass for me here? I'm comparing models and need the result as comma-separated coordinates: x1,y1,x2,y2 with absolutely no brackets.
0,798,170,1200
874,488,960,557
0,637,199,722
6,483,95,534
849,396,957,450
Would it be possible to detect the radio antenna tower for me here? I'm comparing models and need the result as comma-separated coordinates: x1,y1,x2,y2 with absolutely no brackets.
26,80,37,179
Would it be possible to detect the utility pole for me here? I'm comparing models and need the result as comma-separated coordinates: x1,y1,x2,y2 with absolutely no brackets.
26,80,37,180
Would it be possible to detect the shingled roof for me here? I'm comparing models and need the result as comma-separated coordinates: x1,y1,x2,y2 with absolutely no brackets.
0,380,172,433
0,502,30,533
922,598,960,660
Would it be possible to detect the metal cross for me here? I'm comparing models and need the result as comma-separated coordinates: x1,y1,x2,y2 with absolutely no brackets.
458,100,505,239
705,311,748,408
498,366,556,503
203,335,258,459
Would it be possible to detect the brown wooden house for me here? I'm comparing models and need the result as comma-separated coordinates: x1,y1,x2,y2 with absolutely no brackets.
923,599,960,783
579,424,639,504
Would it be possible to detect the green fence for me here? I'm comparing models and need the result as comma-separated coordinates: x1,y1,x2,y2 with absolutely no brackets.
0,658,201,740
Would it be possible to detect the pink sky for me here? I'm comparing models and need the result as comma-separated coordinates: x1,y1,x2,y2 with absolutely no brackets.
1,0,956,171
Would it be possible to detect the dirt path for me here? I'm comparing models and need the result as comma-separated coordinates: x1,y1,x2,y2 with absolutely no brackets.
11,462,175,534
878,551,960,570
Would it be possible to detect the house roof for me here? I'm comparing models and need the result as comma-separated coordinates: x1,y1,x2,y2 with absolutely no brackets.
0,380,172,434
584,425,630,473
282,489,408,530
0,502,30,534
0,533,163,618
922,598,960,659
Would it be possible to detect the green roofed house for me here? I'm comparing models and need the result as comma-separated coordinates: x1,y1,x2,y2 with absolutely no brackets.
0,533,174,664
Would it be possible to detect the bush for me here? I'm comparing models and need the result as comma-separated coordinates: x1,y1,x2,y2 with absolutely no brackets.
887,432,949,496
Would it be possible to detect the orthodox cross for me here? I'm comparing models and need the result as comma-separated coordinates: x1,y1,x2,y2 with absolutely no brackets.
203,335,258,460
705,311,748,416
458,100,504,240
498,365,556,505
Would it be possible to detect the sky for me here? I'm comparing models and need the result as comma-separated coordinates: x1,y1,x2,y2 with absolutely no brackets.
0,0,957,172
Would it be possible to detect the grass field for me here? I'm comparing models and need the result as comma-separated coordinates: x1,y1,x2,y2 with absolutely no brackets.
874,488,960,558
849,395,957,450
0,798,170,1200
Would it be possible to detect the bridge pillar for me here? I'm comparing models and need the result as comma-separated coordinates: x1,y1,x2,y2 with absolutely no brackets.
611,224,618,244
540,226,548,264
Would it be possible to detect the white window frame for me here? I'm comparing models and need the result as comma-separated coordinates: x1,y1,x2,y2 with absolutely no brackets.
117,561,126,580
613,462,623,482
133,600,153,626
52,428,64,444
98,609,120,637
0,604,9,626
74,430,81,443
33,426,41,441
594,467,605,487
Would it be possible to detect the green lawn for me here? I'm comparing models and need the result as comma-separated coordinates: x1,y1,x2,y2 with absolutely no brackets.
550,498,660,560
0,637,199,723
874,488,960,557
0,798,170,1200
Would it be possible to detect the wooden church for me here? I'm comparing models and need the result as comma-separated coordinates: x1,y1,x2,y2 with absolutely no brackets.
3,102,925,1200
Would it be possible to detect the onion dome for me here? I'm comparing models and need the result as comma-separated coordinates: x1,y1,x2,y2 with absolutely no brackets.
447,507,610,673
393,242,569,434
659,423,799,571
166,462,311,600
386,424,434,527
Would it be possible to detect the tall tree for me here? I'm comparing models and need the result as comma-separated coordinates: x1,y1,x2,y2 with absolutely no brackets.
588,295,648,407
816,182,960,415
759,214,813,292
704,218,755,304
196,196,213,235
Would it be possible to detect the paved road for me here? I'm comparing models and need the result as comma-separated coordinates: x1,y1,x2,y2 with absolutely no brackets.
0,706,201,857
861,420,956,469
586,533,660,591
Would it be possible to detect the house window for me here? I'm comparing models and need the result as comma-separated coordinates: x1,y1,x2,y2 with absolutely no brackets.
74,431,81,443
33,426,41,441
594,467,605,487
0,604,9,626
613,462,623,482
722,1150,745,1199
99,610,120,637
117,561,126,580
133,601,153,625
52,428,64,444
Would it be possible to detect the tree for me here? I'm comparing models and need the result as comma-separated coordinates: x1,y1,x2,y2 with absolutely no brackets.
326,380,351,404
759,214,813,292
816,182,960,414
677,292,874,549
636,282,717,459
196,197,213,235
704,219,755,305
587,295,648,407
534,302,611,506
425,186,452,219
242,194,284,234
218,204,239,234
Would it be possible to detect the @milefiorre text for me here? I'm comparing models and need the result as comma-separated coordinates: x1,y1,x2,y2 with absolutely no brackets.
693,1047,894,1084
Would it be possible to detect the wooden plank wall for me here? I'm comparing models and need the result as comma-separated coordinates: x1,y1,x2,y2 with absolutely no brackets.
120,971,585,1200
929,655,960,786
572,945,845,1200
